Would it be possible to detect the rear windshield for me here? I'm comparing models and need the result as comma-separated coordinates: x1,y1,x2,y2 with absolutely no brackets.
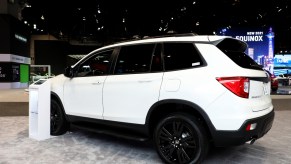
216,38,263,70
224,51,262,70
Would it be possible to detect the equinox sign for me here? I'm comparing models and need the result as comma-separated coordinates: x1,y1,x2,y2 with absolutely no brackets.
235,36,263,42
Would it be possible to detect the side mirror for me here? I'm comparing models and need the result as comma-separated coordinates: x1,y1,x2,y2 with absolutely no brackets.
64,66,74,78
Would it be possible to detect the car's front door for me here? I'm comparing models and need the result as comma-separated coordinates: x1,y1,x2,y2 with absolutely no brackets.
63,50,113,119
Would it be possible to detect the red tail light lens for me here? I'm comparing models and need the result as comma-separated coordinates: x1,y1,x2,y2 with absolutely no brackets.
216,77,249,98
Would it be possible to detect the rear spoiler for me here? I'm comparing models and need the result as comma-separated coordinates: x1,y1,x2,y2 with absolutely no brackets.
211,37,248,52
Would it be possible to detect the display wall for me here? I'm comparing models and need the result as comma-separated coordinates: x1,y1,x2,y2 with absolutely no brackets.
273,54,291,76
0,14,30,56
0,54,30,88
34,40,99,75
0,14,30,89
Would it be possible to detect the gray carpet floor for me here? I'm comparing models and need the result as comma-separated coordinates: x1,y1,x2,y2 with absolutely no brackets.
1,110,291,164
1,89,291,163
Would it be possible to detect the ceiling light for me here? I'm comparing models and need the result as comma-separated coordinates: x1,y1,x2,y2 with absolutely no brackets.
25,4,31,8
258,14,262,18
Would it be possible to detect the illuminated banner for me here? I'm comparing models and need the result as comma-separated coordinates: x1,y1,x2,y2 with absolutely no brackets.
273,54,291,76
222,27,275,73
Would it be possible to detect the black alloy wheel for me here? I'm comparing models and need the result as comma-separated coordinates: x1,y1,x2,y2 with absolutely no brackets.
154,113,209,164
50,99,68,135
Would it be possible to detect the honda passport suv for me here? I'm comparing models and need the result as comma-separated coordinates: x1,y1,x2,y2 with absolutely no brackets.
49,34,274,164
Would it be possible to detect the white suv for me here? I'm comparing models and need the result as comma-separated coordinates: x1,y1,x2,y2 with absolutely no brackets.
49,34,274,164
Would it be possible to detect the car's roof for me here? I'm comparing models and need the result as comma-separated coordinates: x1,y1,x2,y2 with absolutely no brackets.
101,35,232,50
72,34,236,67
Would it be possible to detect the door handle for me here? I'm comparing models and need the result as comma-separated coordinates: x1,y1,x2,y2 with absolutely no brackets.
138,80,151,83
138,79,155,83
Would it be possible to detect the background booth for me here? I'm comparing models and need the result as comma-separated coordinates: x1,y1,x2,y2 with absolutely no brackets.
0,54,30,89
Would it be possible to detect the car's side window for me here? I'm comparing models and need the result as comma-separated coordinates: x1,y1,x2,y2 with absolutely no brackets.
76,50,113,77
163,42,203,71
114,44,155,74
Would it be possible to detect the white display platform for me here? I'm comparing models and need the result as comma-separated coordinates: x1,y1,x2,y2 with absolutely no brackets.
29,79,51,140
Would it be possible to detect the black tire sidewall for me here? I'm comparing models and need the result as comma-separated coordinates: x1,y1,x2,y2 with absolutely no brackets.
51,99,68,135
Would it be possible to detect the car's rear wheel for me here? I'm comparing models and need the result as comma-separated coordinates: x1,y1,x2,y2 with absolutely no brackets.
50,99,69,135
153,113,209,164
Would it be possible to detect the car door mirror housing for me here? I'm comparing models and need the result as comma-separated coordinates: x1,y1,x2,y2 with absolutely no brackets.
64,66,74,78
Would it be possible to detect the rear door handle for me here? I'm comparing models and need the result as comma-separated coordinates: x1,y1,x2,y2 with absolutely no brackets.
138,78,156,83
138,80,152,83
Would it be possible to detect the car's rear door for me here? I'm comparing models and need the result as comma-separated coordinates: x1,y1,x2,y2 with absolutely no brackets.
102,44,163,124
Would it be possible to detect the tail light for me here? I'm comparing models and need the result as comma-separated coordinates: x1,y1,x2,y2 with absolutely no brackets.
216,77,249,98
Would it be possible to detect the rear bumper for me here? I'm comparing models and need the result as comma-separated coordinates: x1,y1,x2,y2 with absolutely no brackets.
211,109,275,147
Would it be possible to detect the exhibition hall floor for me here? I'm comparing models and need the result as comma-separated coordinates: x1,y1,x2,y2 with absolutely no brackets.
0,89,291,163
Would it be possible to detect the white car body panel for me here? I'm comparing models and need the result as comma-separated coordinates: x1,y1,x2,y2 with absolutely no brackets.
102,72,163,124
63,76,106,119
50,74,66,103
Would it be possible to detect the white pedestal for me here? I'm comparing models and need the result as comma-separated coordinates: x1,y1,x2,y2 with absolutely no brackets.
29,79,51,140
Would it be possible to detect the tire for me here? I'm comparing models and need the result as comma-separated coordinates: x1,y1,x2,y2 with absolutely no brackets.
50,99,69,135
153,113,209,164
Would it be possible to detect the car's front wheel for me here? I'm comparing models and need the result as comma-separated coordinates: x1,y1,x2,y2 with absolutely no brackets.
50,99,69,135
153,113,209,164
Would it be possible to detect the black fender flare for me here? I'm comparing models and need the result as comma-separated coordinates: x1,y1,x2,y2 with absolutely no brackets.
145,99,216,136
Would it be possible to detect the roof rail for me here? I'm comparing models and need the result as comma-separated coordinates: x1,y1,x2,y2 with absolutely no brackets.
143,33,198,39
109,32,198,46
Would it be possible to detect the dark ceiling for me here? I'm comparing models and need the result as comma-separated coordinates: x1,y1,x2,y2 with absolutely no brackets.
21,0,291,51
